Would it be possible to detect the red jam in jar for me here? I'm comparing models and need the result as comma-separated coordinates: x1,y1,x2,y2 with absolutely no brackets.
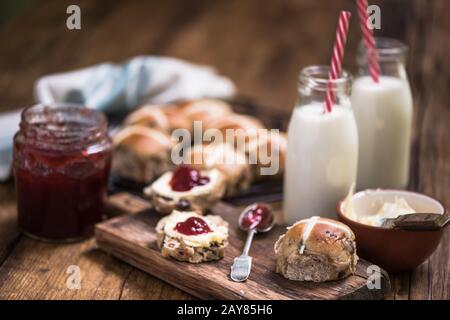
240,203,274,231
13,104,112,242
174,217,213,236
169,165,210,192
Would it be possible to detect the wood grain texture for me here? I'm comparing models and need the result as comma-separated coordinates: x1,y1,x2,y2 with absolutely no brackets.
96,194,390,300
0,0,448,299
0,182,20,266
388,0,450,300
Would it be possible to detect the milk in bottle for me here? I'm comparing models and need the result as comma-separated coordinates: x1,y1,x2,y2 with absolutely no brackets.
283,66,358,224
352,38,413,190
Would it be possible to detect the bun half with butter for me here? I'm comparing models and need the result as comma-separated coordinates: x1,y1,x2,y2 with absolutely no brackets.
184,143,252,196
156,210,229,263
274,216,358,282
144,166,226,214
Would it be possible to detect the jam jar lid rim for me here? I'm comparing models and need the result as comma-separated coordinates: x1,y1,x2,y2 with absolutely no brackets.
19,103,109,150
21,103,107,129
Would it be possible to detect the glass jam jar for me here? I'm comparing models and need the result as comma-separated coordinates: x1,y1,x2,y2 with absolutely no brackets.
13,104,112,242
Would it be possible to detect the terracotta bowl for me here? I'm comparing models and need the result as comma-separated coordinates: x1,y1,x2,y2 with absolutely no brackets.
337,189,447,272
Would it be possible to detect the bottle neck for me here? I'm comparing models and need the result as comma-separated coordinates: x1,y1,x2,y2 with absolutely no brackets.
20,104,108,152
297,65,352,109
356,37,408,79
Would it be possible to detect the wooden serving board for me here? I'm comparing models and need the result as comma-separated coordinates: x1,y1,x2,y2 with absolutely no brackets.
96,193,390,300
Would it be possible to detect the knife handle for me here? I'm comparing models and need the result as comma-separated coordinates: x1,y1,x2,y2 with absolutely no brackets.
391,213,449,231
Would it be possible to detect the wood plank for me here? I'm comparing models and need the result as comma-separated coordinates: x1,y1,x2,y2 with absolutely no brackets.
0,234,193,299
408,0,450,300
378,0,450,300
0,0,197,300
0,182,20,265
96,193,390,300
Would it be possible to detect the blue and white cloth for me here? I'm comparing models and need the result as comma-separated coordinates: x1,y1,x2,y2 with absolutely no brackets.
0,56,236,181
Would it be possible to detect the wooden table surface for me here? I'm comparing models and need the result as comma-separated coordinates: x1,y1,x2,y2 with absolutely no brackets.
0,0,448,300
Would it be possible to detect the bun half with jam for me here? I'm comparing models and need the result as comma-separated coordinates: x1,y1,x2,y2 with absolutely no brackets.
184,143,252,196
144,165,226,214
156,210,229,263
274,216,358,282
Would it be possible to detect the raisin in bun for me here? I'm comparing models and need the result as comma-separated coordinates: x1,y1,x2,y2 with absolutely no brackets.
245,131,287,180
156,210,229,263
180,99,233,124
143,166,226,214
112,126,174,183
274,216,358,282
184,143,252,196
124,105,170,133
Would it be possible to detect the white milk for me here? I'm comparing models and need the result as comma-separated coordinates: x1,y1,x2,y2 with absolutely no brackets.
352,76,413,190
283,104,358,224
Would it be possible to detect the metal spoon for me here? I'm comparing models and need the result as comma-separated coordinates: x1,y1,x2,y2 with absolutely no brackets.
230,203,275,282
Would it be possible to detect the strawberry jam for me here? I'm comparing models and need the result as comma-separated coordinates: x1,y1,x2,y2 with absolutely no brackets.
174,217,213,235
13,104,112,242
240,203,274,231
169,165,210,192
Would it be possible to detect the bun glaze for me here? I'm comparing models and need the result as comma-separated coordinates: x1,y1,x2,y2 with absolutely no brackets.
112,126,174,183
180,99,233,123
246,131,287,179
274,216,358,282
124,105,170,133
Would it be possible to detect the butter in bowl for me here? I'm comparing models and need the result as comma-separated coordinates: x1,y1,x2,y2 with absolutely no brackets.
337,188,448,272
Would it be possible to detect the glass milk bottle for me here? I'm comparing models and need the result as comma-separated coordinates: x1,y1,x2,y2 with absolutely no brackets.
352,38,413,190
283,66,358,225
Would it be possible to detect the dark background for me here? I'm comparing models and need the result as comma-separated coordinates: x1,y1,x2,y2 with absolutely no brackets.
0,0,445,112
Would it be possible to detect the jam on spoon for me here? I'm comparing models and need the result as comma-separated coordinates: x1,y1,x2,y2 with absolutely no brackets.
169,165,210,192
174,217,213,236
231,202,275,282
240,203,274,231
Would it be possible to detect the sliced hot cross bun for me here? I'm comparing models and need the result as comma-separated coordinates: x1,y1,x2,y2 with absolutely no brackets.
156,210,229,263
184,143,252,197
143,165,226,214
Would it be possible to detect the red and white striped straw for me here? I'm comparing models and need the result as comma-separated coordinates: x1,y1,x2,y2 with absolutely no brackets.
325,11,352,113
357,0,380,83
